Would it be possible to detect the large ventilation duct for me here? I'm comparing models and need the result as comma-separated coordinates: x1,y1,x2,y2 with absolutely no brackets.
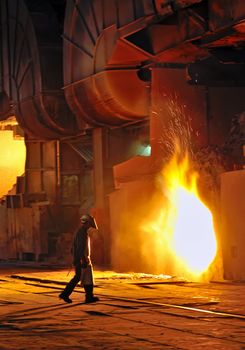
63,0,157,127
0,0,78,139
63,0,245,129
63,0,215,128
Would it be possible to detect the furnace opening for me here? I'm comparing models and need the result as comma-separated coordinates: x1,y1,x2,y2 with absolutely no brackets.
141,143,219,281
0,117,26,198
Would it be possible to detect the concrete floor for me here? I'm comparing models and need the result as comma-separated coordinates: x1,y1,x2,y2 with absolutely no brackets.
0,263,244,350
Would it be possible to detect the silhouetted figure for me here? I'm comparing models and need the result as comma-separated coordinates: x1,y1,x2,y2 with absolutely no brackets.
59,214,100,303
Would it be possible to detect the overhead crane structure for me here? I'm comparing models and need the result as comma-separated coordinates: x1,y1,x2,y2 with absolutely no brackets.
0,0,244,279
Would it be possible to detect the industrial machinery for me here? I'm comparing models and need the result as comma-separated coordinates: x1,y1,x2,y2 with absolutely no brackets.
0,0,244,279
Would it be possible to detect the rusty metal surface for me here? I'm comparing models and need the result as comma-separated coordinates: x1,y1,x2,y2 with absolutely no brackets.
209,0,245,31
0,0,78,138
154,0,203,15
63,0,245,127
5,206,44,259
1,0,244,131
63,0,153,127
24,140,58,202
221,170,245,280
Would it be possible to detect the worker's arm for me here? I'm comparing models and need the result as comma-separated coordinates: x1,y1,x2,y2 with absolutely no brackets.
73,229,86,265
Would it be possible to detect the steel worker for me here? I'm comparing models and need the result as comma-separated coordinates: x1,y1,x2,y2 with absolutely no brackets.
59,214,100,303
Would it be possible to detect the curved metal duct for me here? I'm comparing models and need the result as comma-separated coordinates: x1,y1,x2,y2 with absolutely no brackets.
64,0,245,128
63,0,157,127
0,0,78,138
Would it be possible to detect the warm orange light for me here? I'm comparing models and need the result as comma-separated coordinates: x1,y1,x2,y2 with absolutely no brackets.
142,146,217,280
0,130,26,197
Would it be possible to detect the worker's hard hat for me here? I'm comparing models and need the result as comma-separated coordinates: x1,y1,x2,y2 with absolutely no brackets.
80,214,90,223
80,214,98,229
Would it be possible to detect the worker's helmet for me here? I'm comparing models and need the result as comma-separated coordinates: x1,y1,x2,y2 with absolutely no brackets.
80,214,98,229
80,214,90,223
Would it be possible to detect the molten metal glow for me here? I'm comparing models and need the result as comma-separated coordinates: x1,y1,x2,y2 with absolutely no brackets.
143,149,217,279
0,131,26,197
166,153,217,275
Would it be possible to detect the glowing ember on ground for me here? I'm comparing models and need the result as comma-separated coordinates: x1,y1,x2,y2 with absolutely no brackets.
142,146,217,280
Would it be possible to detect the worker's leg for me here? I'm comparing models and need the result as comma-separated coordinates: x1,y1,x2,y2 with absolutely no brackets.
84,284,99,303
59,263,81,303
81,265,99,303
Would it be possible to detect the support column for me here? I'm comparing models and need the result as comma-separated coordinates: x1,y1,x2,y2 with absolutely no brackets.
92,127,112,266
93,128,106,208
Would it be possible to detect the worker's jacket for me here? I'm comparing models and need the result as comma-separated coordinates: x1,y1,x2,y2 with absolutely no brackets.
72,225,91,265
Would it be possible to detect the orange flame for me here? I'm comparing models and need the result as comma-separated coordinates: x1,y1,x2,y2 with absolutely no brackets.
0,130,26,197
142,148,217,280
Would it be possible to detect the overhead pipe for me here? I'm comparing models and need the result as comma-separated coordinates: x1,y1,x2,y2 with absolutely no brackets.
0,0,79,139
63,0,205,127
63,0,245,130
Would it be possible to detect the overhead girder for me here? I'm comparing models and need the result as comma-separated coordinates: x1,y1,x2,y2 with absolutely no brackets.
125,0,245,62
63,0,245,127
0,0,78,139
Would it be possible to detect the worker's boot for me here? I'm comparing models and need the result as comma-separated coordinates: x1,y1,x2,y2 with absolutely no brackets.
59,292,72,303
84,284,99,303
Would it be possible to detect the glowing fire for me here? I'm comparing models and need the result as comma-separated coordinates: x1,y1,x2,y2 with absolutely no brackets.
0,130,26,197
142,148,217,279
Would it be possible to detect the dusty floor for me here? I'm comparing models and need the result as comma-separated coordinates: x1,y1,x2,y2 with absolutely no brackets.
0,263,244,350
